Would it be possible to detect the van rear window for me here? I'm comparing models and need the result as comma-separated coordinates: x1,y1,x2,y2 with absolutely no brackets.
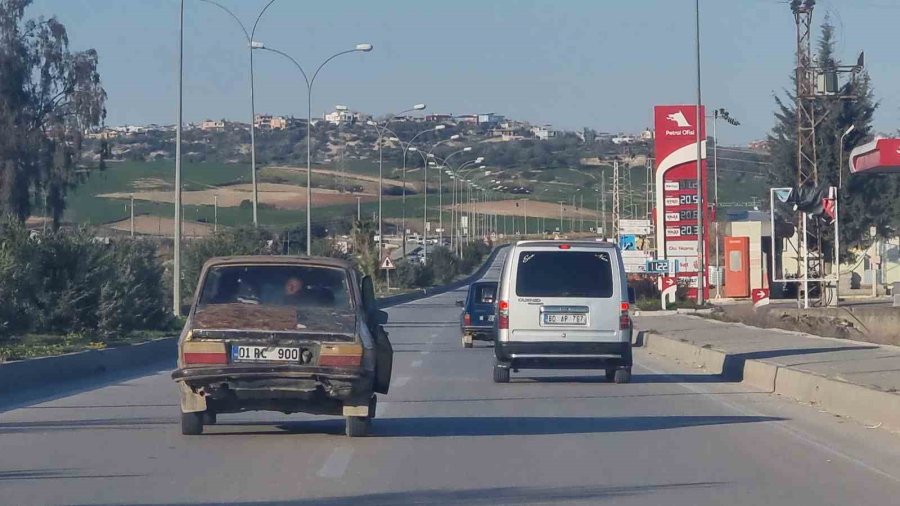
515,251,614,298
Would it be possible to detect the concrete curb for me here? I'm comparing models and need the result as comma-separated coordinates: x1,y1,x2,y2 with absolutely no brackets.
0,337,176,396
639,331,900,433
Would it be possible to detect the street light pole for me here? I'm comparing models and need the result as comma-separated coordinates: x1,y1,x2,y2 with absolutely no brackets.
173,0,184,316
694,0,705,305
258,43,373,255
199,0,277,227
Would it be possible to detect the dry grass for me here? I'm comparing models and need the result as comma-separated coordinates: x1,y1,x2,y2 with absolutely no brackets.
106,215,215,237
448,199,602,220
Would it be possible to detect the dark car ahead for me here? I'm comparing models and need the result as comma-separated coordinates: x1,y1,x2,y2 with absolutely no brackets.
457,281,499,348
172,256,393,437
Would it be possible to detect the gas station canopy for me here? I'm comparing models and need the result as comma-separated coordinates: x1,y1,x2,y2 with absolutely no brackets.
849,137,900,174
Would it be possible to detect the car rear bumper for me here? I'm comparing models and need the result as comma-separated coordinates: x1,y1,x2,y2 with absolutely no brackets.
172,365,374,414
462,325,497,339
495,341,632,369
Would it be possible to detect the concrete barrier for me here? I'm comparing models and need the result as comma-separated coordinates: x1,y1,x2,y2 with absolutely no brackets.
640,331,900,433
0,337,176,396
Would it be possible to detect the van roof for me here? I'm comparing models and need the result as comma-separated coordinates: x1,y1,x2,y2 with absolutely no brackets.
514,240,619,250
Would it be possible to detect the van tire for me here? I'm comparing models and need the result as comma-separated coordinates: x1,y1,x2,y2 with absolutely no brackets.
493,364,510,383
613,368,632,384
181,411,204,435
202,411,217,425
345,416,371,437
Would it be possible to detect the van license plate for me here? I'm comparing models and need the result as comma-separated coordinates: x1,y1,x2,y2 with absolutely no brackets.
232,345,301,362
543,314,587,325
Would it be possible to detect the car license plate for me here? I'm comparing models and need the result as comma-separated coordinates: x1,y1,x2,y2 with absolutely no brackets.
543,313,587,325
231,345,301,363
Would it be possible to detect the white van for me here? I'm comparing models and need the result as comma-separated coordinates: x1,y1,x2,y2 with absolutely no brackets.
493,240,635,383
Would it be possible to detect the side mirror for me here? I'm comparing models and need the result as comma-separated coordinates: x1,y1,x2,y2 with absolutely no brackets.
627,287,636,304
456,300,464,307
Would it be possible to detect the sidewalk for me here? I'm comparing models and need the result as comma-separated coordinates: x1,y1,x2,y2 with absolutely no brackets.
634,313,900,433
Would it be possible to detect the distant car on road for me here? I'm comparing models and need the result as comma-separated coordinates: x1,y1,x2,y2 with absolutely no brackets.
457,281,498,348
171,256,393,437
493,240,635,383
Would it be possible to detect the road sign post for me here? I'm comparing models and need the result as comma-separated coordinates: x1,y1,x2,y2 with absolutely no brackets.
381,255,396,291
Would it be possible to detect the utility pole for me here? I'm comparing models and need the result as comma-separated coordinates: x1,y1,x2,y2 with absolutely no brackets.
694,0,705,305
173,0,184,316
601,176,607,239
130,194,135,237
612,159,620,242
214,195,218,233
523,198,528,236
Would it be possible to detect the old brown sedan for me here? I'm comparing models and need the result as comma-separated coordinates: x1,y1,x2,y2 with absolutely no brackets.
172,256,392,437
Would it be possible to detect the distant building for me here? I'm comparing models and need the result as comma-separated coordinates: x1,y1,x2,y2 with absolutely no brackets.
612,134,636,145
200,119,226,132
254,114,289,130
491,128,524,142
477,113,504,125
425,114,453,123
641,129,654,141
455,114,479,124
531,124,557,141
748,139,770,152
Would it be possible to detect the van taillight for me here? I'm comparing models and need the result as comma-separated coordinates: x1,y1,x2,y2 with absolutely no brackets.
619,304,632,330
498,300,509,330
463,313,471,326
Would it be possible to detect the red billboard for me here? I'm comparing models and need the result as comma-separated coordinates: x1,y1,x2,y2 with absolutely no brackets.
653,105,709,298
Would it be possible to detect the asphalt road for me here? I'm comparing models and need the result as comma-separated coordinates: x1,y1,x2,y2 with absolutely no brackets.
3,250,900,505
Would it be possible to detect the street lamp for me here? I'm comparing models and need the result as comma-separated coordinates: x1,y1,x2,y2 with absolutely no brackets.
257,42,373,255
366,104,427,258
835,123,856,306
711,107,740,298
199,0,278,227
421,136,459,263
437,146,471,244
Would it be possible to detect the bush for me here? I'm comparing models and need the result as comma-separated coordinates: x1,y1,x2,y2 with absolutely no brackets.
394,259,433,288
427,246,459,284
0,216,170,340
182,227,276,298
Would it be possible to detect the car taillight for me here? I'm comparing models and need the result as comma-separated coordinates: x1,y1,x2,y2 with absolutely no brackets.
498,300,509,330
463,313,471,326
319,344,363,367
559,244,571,250
183,341,227,365
619,303,632,330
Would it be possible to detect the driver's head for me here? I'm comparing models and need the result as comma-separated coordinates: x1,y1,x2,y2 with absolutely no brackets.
284,276,304,296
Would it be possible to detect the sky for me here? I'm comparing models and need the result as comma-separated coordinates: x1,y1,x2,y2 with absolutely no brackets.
28,0,900,145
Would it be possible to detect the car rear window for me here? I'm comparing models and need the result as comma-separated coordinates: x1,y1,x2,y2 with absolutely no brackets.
199,265,353,310
473,284,497,304
515,250,614,298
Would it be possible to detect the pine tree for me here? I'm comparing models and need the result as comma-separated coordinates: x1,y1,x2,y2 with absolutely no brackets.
766,19,898,260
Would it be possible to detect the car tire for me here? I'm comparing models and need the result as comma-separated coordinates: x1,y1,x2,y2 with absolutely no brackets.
493,363,510,383
181,411,204,436
613,368,632,384
605,368,616,382
345,416,371,437
202,411,217,425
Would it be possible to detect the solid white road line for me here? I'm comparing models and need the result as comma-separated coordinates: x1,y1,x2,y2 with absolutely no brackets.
316,447,354,478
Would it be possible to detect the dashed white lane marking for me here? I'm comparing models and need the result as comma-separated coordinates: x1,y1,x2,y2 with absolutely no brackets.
317,447,354,478
393,376,410,387
411,360,423,368
421,351,430,355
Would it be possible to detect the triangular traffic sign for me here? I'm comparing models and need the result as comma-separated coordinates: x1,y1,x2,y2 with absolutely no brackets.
380,255,396,270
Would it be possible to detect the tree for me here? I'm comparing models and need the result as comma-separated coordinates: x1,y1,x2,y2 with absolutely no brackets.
0,0,106,225
766,19,896,260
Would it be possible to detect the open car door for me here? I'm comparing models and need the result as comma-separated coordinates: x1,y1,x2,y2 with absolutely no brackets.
362,276,393,394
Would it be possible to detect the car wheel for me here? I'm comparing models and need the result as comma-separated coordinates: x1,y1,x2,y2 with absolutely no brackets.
605,368,616,382
493,363,510,383
614,368,632,384
181,411,204,436
346,416,371,437
202,411,217,425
